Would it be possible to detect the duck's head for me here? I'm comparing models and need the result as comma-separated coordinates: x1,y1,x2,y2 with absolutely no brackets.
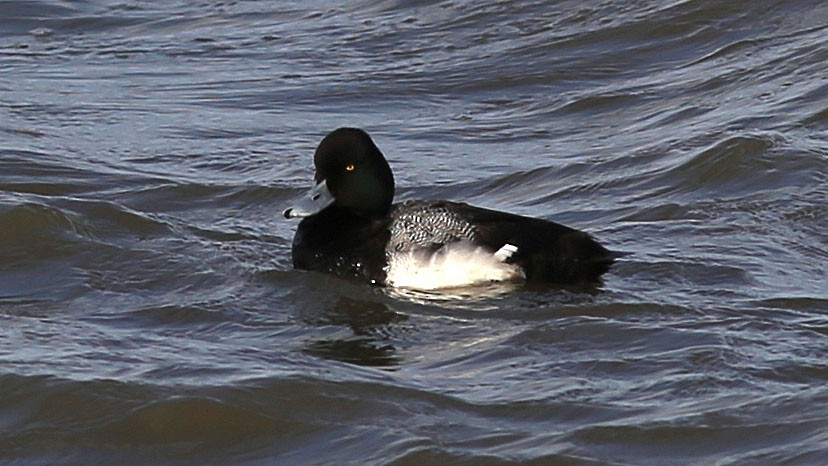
284,128,395,219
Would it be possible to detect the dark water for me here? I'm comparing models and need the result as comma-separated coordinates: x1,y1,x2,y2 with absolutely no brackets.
2,0,828,464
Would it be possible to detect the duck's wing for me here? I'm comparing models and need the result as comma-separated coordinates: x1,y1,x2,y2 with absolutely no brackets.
440,201,619,284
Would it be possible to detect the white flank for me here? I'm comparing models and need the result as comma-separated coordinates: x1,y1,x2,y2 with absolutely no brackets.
385,242,525,290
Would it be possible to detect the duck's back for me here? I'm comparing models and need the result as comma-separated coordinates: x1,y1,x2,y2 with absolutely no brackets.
387,200,616,286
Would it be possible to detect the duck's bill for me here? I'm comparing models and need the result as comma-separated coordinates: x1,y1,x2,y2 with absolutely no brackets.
283,179,335,218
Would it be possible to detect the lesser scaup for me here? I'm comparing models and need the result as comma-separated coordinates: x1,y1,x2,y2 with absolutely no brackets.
284,128,619,289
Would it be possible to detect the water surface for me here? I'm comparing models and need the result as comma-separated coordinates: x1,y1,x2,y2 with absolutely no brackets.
2,0,827,464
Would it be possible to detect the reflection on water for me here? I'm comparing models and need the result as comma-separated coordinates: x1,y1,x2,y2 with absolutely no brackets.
384,281,522,309
304,297,405,367
304,338,401,368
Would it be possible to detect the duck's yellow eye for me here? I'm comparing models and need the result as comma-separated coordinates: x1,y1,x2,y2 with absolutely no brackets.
345,163,355,172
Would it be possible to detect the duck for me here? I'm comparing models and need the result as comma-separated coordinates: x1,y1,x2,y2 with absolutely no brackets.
284,127,619,290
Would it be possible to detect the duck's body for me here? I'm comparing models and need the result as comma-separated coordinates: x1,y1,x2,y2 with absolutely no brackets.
285,128,618,290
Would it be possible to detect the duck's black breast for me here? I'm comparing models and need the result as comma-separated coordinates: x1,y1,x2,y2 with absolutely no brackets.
291,207,391,284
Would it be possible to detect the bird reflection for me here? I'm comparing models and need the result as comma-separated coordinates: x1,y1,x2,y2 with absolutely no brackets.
303,297,406,368
304,338,401,368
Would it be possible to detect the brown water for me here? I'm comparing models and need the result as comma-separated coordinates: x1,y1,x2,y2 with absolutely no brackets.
2,0,828,464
